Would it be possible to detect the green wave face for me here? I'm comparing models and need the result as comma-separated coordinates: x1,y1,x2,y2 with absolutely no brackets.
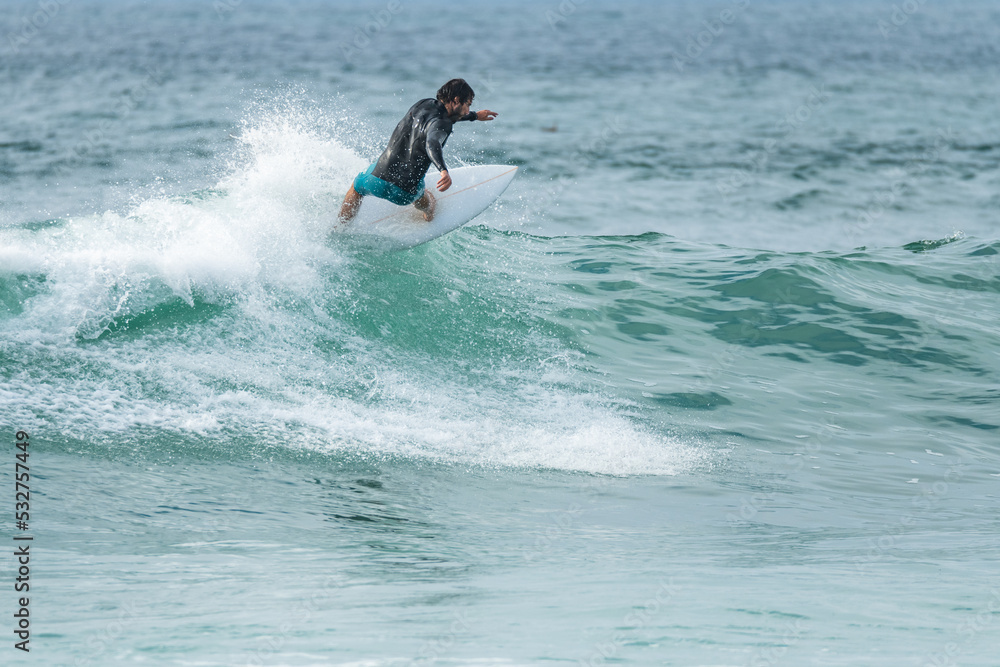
2,189,997,476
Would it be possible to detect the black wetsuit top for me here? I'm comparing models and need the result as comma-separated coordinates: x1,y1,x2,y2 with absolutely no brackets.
371,98,476,195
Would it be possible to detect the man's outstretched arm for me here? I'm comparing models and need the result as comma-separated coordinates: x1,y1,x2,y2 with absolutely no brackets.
458,110,499,122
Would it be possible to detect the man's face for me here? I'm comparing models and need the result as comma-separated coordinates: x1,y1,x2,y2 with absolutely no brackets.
447,96,472,119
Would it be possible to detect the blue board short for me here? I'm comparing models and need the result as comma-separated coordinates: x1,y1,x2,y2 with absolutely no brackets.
353,163,425,206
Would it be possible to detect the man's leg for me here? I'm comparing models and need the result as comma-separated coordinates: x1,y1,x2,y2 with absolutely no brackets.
338,184,363,225
414,190,436,222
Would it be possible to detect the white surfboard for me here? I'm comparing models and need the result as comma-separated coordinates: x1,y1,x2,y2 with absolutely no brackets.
340,164,517,249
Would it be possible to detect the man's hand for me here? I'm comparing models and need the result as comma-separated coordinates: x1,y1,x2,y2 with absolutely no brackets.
476,110,498,121
437,170,452,192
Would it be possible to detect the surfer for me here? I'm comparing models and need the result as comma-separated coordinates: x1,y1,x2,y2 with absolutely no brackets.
338,78,498,224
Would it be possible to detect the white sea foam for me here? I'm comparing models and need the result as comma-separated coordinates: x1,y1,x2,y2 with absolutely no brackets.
1,98,365,340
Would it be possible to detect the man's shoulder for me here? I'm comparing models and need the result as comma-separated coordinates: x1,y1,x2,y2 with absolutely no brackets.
407,97,435,112
408,99,450,130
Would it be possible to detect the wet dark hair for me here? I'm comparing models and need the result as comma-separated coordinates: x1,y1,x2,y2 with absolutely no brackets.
436,78,475,105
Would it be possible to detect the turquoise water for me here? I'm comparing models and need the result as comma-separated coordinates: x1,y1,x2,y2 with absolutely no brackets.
2,1,999,665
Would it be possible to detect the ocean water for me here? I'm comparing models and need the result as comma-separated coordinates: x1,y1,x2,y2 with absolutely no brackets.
2,1,999,665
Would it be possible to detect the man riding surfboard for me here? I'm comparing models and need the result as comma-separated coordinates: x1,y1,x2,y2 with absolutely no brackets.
338,78,498,224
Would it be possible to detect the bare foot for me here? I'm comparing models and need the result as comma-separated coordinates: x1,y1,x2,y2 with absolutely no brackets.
415,191,436,222
339,184,362,227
